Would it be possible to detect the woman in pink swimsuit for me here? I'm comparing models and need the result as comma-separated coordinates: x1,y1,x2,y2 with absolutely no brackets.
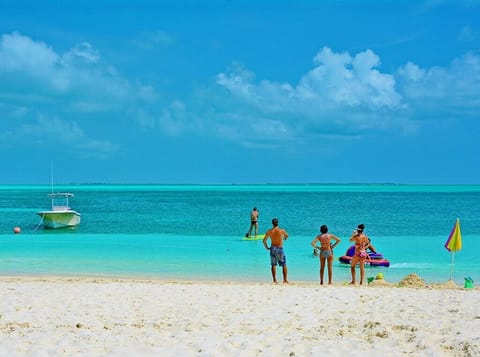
349,224,372,285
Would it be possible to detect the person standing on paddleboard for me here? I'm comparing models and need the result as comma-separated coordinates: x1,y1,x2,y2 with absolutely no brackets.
246,207,259,237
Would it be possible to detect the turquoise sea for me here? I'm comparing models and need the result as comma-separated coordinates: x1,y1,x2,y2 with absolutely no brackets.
0,184,479,285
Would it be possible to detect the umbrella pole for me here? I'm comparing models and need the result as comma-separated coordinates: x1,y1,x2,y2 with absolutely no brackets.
449,252,455,281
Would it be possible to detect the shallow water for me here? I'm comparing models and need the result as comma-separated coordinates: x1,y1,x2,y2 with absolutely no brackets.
0,184,478,284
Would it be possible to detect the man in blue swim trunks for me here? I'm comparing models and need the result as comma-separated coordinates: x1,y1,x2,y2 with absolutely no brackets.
263,218,289,284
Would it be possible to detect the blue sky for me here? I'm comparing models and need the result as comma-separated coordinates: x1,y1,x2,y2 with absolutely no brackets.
0,0,479,184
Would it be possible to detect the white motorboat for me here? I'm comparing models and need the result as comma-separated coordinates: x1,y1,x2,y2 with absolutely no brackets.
37,192,81,229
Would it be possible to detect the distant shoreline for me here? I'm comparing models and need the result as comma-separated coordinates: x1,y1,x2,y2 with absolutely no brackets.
1,183,480,192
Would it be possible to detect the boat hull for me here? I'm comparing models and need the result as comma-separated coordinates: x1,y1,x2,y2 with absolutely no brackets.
338,245,390,267
338,255,390,267
37,210,81,229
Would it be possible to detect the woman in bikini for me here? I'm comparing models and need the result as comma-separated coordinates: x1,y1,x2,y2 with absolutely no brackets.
349,224,371,285
310,225,341,285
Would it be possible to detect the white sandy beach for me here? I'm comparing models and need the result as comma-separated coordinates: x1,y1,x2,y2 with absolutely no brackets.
0,276,479,357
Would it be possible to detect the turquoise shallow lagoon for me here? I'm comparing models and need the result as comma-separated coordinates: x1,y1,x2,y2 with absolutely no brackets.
1,184,479,284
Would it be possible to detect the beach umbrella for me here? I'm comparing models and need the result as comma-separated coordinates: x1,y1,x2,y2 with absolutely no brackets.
444,218,462,281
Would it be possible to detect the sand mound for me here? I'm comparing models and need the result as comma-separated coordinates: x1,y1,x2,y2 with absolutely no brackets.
437,279,458,289
368,278,392,286
398,273,426,288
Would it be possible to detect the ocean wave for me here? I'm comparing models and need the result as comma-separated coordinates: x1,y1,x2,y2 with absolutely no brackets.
389,262,435,269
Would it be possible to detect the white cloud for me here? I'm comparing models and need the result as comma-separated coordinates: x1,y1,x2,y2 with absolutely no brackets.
20,115,118,158
0,32,58,73
135,100,188,136
0,32,152,106
2,31,479,152
215,47,403,141
217,47,402,114
214,47,480,144
22,115,84,141
217,47,403,114
299,47,401,109
62,42,100,65
397,62,425,81
217,63,258,100
0,32,155,158
397,52,480,114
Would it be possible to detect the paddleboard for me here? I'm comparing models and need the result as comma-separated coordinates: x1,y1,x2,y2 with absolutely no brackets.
242,234,264,241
